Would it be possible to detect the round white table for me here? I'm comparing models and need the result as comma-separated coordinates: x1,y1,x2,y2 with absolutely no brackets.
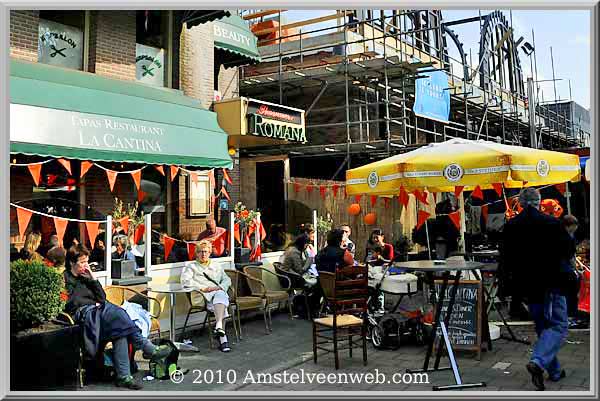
148,283,199,352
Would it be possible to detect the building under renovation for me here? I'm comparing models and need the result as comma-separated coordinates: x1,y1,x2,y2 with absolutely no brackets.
224,10,589,233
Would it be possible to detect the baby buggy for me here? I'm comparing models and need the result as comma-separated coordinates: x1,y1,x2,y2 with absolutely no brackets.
366,261,425,349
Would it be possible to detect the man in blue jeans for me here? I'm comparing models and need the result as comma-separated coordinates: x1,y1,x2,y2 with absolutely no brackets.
502,188,567,390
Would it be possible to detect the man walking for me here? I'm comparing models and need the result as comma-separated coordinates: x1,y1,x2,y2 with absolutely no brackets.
501,188,568,390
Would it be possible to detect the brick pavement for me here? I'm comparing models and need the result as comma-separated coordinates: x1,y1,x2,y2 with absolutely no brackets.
80,310,591,393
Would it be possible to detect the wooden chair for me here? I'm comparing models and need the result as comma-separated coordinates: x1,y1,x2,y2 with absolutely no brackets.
312,265,369,370
273,261,311,319
228,269,270,336
243,265,291,332
104,285,162,338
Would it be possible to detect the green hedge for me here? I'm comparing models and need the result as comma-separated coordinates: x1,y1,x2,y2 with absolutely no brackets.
10,259,66,331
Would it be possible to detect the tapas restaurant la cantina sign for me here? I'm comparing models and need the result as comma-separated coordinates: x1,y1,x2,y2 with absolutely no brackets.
246,100,306,144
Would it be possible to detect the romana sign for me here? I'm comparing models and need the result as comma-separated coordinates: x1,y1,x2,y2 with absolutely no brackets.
245,100,306,144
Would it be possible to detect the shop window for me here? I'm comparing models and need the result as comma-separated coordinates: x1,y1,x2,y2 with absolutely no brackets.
136,11,170,87
38,11,85,70
187,173,211,217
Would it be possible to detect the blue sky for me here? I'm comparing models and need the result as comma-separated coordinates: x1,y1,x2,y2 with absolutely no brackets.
276,10,591,109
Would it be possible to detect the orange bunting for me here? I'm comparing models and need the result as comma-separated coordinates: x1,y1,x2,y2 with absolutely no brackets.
449,211,461,230
170,166,180,182
221,186,231,201
118,216,129,234
137,189,147,203
472,185,484,200
555,183,567,194
164,236,175,261
106,170,118,192
28,163,42,186
306,183,314,194
413,189,429,205
131,170,142,191
208,170,216,188
16,207,33,241
222,169,233,185
294,182,301,193
481,205,489,224
398,187,409,207
189,171,199,186
332,184,340,198
454,186,464,198
384,198,390,209
233,223,241,244
155,165,165,176
85,221,100,248
492,183,503,197
53,217,69,246
58,159,72,175
187,242,197,261
354,195,362,203
133,224,145,245
319,186,327,200
370,195,377,207
416,210,431,230
81,161,93,178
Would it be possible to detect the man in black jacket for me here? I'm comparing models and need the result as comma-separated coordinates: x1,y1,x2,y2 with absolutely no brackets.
501,188,568,390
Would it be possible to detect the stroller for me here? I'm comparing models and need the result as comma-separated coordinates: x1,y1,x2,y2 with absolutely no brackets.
366,260,425,349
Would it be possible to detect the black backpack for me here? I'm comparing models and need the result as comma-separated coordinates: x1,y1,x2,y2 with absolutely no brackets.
148,339,179,380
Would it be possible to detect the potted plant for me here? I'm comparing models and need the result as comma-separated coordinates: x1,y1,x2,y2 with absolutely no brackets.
10,259,82,390
316,213,334,250
233,202,259,263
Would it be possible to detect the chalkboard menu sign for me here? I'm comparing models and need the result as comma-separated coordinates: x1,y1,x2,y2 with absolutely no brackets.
434,280,483,357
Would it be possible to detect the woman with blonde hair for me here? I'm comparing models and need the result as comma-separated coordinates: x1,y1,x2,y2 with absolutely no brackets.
180,240,232,352
19,232,43,262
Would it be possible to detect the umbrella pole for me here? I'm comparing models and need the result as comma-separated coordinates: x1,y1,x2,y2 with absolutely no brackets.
424,219,432,260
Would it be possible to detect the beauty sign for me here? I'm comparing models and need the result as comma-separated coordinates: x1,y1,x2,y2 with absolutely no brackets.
136,43,165,87
38,19,83,70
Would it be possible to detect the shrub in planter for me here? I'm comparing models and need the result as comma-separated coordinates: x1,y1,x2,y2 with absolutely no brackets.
10,259,67,332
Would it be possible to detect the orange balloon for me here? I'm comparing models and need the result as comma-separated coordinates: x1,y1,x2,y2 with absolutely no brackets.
348,203,361,216
364,212,377,225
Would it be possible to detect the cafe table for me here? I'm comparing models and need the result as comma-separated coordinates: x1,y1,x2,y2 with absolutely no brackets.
148,283,199,352
394,260,486,391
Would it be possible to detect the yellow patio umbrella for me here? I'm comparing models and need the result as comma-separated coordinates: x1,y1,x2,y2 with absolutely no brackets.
346,138,581,196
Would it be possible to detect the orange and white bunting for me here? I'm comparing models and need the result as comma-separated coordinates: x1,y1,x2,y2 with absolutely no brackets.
28,163,43,186
164,235,175,260
16,207,33,240
53,217,69,246
131,170,142,191
106,170,118,192
58,159,72,175
85,221,100,248
449,211,461,230
81,161,94,178
416,210,431,230
170,166,179,182
155,165,165,176
189,171,199,186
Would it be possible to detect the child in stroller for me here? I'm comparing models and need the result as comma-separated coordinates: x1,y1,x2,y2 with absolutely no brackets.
366,255,425,349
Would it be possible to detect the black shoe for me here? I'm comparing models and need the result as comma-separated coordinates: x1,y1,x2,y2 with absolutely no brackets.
526,362,545,391
214,327,226,337
143,345,171,361
115,375,143,390
549,370,566,382
219,341,231,352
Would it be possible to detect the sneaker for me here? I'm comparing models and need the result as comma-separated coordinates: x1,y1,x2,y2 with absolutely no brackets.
219,341,231,353
214,327,226,337
549,370,566,382
116,375,143,390
526,362,545,391
143,345,171,361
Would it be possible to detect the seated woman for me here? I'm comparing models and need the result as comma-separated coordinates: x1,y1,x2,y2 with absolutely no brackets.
365,229,394,264
282,234,312,276
19,232,44,262
63,245,169,390
315,229,355,273
180,240,232,352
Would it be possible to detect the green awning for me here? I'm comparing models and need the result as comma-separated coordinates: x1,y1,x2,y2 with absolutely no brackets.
213,15,261,68
10,59,232,169
180,10,231,29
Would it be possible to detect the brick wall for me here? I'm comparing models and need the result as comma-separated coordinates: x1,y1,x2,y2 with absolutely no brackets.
91,11,136,80
179,22,214,108
83,166,136,215
10,10,39,62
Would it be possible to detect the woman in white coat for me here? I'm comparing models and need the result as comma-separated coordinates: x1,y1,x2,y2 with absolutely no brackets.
180,240,232,352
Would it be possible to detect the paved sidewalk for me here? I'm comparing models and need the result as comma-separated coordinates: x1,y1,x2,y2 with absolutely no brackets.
81,311,591,392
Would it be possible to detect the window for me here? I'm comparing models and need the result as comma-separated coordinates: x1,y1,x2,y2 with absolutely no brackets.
187,172,211,217
136,11,170,87
38,11,85,70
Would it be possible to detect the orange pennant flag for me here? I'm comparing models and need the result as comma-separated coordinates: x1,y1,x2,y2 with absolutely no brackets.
234,223,241,244
133,224,145,245
413,189,429,205
85,221,100,248
28,163,42,186
398,186,409,207
208,170,216,188
370,195,377,207
416,210,431,230
106,170,118,192
189,171,199,186
472,185,484,200
384,198,390,209
454,186,464,198
481,204,489,224
58,159,72,175
492,183,503,197
555,183,567,195
293,182,301,193
187,242,197,261
222,169,233,185
53,217,69,246
170,166,180,182
354,195,362,203
137,190,147,203
332,184,340,198
119,216,129,235
164,236,175,261
449,211,461,230
155,165,165,176
319,186,327,200
16,207,33,241
306,183,314,194
81,161,93,178
221,186,231,201
131,170,142,191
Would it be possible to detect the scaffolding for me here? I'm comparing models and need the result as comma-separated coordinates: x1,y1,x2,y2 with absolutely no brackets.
237,10,588,164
